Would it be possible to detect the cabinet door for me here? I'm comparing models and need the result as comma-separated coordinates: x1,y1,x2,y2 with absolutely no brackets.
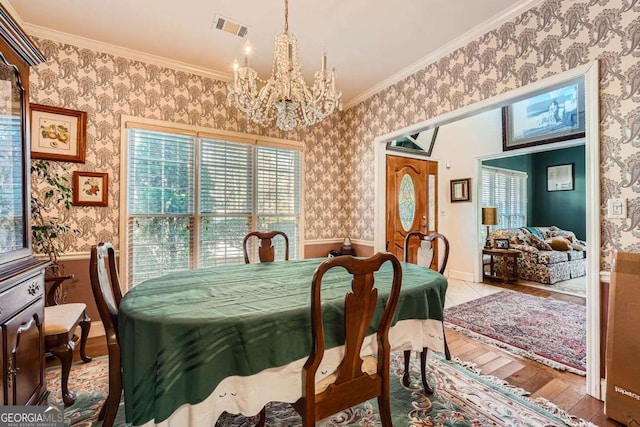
2,301,45,405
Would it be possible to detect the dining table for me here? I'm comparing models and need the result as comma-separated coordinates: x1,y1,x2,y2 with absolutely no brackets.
118,257,448,427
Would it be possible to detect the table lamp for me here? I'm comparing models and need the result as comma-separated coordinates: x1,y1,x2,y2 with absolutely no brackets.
482,207,498,248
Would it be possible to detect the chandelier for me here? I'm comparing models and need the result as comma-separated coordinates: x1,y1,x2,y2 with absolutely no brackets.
227,0,342,131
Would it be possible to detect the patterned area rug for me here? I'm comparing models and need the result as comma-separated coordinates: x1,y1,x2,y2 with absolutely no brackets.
445,290,586,375
47,352,595,426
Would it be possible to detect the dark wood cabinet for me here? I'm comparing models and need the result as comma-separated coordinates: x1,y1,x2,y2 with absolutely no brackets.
0,4,47,406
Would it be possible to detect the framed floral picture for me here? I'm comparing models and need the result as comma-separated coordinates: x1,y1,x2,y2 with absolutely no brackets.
73,171,108,206
30,104,87,163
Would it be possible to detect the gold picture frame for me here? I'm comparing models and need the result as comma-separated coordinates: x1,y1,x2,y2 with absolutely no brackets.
30,103,87,163
73,171,108,207
450,178,471,202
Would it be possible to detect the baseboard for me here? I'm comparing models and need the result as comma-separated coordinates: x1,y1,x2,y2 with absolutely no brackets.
448,270,475,282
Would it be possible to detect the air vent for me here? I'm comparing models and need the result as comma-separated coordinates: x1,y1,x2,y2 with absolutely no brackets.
212,15,249,38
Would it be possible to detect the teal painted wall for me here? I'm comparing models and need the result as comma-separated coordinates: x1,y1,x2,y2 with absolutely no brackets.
533,146,586,240
483,145,586,240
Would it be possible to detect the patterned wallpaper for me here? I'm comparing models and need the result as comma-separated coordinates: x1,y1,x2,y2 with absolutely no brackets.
28,39,349,254
343,0,640,270
29,0,639,270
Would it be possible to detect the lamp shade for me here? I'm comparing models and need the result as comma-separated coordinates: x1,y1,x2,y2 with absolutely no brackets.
482,207,498,226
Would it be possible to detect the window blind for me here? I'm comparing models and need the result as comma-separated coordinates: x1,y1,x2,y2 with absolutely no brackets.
199,138,253,267
125,126,302,286
256,145,301,259
127,129,195,285
481,166,527,238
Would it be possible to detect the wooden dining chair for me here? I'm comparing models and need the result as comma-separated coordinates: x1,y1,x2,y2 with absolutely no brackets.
402,231,451,394
44,274,92,406
244,230,290,426
89,242,123,427
242,230,289,263
290,252,402,426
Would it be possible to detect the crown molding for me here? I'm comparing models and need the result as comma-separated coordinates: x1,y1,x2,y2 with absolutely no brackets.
343,0,544,110
21,22,233,82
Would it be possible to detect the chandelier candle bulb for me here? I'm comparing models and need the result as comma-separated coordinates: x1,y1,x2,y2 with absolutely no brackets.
332,68,336,91
322,53,326,72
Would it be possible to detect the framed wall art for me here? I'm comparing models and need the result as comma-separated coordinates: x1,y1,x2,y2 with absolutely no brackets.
73,171,108,206
502,77,585,151
386,126,439,157
450,178,471,202
30,103,87,163
547,163,574,192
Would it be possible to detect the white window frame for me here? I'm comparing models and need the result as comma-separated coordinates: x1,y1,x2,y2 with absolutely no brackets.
119,116,305,290
481,165,528,238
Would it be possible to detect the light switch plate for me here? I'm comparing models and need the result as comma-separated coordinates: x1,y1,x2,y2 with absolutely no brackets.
607,198,627,219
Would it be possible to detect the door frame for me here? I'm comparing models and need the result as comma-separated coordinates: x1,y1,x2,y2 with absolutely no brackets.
373,62,601,398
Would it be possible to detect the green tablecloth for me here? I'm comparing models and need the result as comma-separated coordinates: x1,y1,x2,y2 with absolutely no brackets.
119,258,447,425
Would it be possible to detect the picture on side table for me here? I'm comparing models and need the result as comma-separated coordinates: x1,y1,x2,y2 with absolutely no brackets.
494,238,510,249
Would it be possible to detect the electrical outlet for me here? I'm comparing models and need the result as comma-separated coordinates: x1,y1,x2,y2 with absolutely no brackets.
607,198,627,219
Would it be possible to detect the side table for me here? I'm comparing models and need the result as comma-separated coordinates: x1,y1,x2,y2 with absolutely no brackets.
483,248,521,283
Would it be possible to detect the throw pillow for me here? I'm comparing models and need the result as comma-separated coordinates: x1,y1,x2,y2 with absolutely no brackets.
525,227,544,240
529,234,553,251
546,237,571,251
572,243,585,251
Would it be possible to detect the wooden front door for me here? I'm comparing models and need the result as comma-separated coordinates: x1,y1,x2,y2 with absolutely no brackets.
386,155,438,262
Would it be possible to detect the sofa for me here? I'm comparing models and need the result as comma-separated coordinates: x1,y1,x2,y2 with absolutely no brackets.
486,226,586,285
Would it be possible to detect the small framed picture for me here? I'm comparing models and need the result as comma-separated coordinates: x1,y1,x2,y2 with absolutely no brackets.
30,104,87,163
73,171,108,206
547,163,574,192
450,178,471,202
494,238,510,249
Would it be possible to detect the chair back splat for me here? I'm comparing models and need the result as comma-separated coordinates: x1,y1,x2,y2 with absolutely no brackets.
294,252,402,426
89,242,123,427
242,230,289,263
404,231,450,274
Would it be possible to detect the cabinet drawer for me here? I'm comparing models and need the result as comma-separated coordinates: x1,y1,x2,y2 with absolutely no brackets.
0,275,44,324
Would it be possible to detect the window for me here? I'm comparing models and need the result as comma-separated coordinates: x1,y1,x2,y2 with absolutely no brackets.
124,123,302,287
481,166,527,238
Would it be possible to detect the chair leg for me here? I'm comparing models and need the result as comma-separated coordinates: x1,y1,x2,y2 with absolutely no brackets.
402,350,411,386
443,325,451,360
79,315,92,363
419,347,434,395
50,342,76,406
255,406,266,427
377,394,393,427
98,400,107,421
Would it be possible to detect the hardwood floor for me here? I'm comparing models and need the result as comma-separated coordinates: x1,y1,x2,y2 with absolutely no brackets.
446,279,622,426
49,279,621,426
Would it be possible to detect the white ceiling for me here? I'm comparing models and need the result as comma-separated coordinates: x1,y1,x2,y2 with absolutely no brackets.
4,0,539,107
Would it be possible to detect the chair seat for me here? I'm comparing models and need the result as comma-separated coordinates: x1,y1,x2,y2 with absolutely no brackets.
315,355,378,394
44,303,87,335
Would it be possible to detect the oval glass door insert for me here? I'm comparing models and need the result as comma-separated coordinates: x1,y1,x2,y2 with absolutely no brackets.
399,173,416,231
